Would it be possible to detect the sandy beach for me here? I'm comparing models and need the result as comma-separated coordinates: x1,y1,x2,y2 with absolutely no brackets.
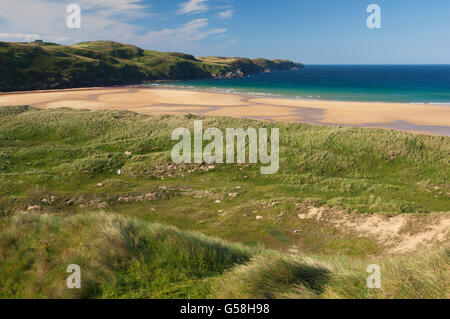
1,87,449,135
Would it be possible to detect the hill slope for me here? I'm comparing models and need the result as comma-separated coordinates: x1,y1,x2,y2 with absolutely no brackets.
0,41,304,91
0,106,448,217
0,106,448,299
0,211,448,298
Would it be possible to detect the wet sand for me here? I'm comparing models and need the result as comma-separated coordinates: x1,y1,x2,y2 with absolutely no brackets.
1,86,449,135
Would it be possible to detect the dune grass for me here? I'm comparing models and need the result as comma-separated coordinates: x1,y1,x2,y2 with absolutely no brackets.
0,106,448,215
0,105,448,299
0,211,252,298
212,248,450,299
0,211,447,299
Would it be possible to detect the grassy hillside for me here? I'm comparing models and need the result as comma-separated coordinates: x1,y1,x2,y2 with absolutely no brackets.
0,41,304,91
0,106,448,298
0,211,448,298
0,106,448,215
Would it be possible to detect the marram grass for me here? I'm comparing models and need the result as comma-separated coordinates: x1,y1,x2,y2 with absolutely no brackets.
0,106,448,298
0,211,448,299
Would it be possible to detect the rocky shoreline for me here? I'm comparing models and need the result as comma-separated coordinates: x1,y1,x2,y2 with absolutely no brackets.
0,40,304,92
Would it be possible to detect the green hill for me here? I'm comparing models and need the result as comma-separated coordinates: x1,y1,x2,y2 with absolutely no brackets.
0,40,304,92
0,106,448,216
0,106,448,299
0,211,448,299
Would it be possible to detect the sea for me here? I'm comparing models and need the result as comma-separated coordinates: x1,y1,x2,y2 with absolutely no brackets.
145,65,450,104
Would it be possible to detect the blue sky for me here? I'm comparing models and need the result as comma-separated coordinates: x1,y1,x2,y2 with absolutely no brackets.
0,0,449,64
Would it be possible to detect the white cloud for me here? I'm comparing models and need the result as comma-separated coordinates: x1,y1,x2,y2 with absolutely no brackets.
80,0,145,10
0,0,151,44
79,0,148,17
219,9,234,19
0,0,233,53
177,0,208,15
144,18,226,50
0,33,41,42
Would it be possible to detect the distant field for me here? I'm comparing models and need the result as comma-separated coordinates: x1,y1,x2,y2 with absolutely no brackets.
0,106,448,298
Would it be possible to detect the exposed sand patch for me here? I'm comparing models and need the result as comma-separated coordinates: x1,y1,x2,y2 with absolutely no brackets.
96,89,250,107
1,87,450,134
298,207,450,254
46,100,106,109
134,106,216,114
251,97,450,126
0,88,130,106
204,104,295,118
144,89,250,106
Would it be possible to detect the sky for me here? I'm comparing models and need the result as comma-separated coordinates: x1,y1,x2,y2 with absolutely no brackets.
0,0,449,64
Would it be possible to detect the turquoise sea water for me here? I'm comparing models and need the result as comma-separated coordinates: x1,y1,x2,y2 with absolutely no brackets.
145,65,450,104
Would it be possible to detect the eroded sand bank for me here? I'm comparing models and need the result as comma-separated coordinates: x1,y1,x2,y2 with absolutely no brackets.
1,87,449,135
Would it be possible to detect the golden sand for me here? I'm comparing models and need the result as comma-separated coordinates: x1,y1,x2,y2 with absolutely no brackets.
1,87,449,133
